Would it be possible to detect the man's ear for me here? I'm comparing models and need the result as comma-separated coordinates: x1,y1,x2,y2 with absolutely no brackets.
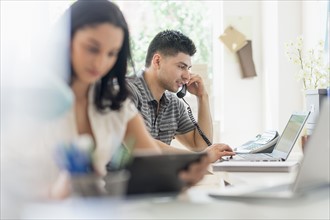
152,54,161,68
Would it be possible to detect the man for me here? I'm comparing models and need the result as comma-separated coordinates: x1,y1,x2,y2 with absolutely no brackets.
126,30,234,162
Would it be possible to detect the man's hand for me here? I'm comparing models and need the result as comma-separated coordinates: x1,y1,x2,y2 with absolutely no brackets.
186,73,207,98
178,155,209,188
206,143,236,163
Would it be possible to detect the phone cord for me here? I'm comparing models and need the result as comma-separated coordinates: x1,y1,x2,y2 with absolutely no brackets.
182,98,212,147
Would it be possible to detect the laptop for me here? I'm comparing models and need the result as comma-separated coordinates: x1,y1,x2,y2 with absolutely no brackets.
209,100,329,199
228,111,310,162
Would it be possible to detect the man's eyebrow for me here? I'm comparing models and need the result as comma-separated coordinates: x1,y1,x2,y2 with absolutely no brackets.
177,62,192,69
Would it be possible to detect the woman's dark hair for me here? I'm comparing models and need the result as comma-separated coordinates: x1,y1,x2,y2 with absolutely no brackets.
145,30,196,67
70,0,131,111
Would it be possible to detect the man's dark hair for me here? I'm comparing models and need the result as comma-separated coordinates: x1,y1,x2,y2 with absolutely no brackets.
145,30,196,67
69,0,132,111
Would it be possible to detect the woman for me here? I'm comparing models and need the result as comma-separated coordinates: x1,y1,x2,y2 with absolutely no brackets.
47,0,209,198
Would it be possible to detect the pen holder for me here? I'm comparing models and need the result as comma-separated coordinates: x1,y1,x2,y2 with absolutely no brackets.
70,173,107,197
103,170,130,197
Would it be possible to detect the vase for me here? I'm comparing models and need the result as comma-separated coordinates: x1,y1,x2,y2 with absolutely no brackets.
304,88,328,135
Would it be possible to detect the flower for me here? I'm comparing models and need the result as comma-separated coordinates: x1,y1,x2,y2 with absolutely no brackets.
285,36,330,90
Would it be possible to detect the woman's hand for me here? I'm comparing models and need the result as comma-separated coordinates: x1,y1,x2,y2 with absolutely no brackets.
49,171,71,200
178,155,210,188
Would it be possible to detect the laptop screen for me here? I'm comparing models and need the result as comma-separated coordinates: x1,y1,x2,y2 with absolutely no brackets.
273,112,310,159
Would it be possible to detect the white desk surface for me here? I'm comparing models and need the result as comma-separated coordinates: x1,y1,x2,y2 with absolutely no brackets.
21,153,329,219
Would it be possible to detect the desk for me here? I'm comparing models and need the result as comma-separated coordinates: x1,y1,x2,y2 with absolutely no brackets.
21,172,329,219
20,184,330,219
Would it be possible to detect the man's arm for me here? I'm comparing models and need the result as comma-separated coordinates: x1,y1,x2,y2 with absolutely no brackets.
156,138,235,163
155,139,193,154
175,74,213,151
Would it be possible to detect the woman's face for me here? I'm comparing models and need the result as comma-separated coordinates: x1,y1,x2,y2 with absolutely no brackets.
71,23,124,85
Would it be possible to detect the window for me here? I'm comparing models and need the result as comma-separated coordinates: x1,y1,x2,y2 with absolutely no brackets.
117,1,223,146
116,1,213,73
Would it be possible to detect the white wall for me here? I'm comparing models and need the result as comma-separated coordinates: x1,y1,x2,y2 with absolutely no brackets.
262,1,304,152
217,1,263,146
218,0,327,151
302,0,329,49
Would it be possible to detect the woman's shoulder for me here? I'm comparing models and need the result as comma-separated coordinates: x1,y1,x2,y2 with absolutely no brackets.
121,98,138,115
91,98,137,121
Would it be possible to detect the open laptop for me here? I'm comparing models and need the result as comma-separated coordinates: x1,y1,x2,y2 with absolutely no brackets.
209,100,329,198
228,111,310,162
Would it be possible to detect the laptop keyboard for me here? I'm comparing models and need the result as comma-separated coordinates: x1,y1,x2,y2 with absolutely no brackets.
239,153,271,159
233,153,281,161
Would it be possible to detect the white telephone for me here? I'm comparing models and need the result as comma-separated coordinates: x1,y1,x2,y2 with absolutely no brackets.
234,130,279,154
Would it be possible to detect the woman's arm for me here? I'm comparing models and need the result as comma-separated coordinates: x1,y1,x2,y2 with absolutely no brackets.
124,114,162,154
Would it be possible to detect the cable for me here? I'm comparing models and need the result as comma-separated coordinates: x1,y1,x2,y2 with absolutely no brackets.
182,98,212,146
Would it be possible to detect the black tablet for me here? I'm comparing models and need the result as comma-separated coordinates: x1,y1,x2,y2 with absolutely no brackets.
124,153,207,195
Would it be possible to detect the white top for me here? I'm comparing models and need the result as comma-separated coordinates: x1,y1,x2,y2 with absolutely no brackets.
43,87,138,177
2,86,138,198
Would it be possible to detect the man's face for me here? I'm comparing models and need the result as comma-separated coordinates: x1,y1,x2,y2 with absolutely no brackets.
156,52,192,93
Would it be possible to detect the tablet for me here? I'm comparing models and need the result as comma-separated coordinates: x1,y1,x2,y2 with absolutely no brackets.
124,153,207,195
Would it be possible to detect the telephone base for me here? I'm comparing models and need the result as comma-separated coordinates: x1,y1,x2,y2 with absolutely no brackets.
255,144,276,154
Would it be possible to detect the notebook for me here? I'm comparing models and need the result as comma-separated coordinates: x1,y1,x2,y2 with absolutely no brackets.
209,100,329,198
227,111,310,162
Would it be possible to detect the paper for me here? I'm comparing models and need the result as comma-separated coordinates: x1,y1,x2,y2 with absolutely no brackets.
219,26,247,53
237,40,257,78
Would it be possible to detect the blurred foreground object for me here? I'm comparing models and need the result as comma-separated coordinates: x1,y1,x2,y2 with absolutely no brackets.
1,1,72,219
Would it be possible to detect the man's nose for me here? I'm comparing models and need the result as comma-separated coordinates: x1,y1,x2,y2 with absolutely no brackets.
182,70,191,84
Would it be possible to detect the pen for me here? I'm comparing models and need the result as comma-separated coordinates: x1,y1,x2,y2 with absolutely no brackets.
54,135,94,174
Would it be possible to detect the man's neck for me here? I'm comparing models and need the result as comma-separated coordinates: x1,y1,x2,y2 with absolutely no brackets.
143,68,165,103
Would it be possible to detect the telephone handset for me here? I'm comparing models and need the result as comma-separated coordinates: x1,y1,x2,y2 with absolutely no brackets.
234,130,279,154
176,84,212,146
177,84,187,98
